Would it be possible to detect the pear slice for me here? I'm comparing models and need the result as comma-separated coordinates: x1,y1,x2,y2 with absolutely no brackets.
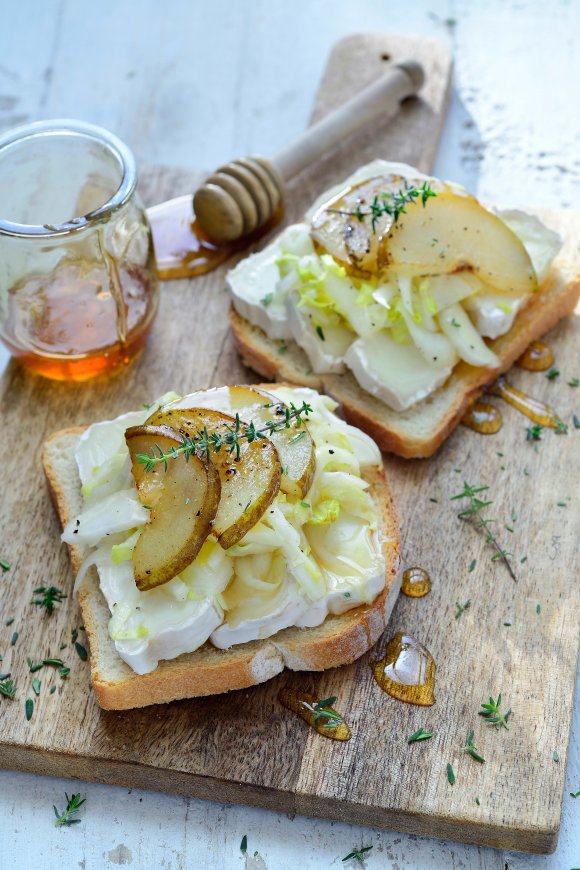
310,173,439,275
125,425,221,591
383,191,537,294
164,386,316,500
146,406,281,549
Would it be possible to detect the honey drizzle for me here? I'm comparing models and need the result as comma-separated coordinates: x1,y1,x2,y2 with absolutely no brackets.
370,632,436,706
401,567,432,598
278,689,351,740
148,195,282,280
462,401,503,435
494,376,560,427
517,341,554,372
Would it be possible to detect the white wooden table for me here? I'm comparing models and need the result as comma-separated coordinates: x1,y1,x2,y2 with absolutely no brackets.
1,1,579,866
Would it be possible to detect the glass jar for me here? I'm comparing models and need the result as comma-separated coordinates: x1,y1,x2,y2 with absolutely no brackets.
0,119,159,380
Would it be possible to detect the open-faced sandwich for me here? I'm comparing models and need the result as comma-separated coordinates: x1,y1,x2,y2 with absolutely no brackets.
43,385,399,709
228,160,580,457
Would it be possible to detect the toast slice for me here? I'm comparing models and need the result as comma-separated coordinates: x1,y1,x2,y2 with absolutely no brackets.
42,397,400,711
230,209,580,458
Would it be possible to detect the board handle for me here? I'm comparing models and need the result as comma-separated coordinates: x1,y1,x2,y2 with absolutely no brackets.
193,59,424,242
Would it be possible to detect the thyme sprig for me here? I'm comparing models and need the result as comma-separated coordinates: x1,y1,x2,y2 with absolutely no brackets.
479,693,511,730
32,586,67,615
137,401,313,472
303,696,343,729
460,730,486,763
451,482,516,581
342,844,373,863
53,792,85,827
0,677,16,700
326,181,437,232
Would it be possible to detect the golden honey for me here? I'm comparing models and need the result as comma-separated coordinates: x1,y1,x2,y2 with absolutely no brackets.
462,401,503,435
278,688,351,740
370,632,436,706
494,376,560,427
401,567,432,598
517,341,554,372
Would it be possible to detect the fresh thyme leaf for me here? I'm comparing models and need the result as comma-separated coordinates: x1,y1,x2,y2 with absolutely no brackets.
327,182,436,232
59,667,71,679
451,481,516,581
520,555,527,564
278,344,287,355
74,642,88,661
460,729,485,763
571,789,580,798
546,368,560,380
5,617,14,626
536,603,541,614
261,293,273,306
574,415,580,429
468,559,476,573
553,750,559,762
25,697,33,720
0,559,10,572
142,401,154,410
479,693,511,730
568,377,579,387
475,796,481,806
446,763,455,785
32,586,67,615
10,631,18,646
42,658,65,668
407,727,432,743
455,600,471,619
342,844,373,863
49,685,56,695
451,318,461,328
240,835,247,854
557,501,567,507
304,696,343,730
554,421,568,435
315,324,325,341
0,678,16,699
429,497,438,503
526,424,543,442
53,792,85,827
32,678,41,696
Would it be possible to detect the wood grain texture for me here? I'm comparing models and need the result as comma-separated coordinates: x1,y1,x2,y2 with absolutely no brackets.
0,33,578,856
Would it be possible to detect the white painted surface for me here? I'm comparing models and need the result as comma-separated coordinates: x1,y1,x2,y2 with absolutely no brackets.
0,0,579,867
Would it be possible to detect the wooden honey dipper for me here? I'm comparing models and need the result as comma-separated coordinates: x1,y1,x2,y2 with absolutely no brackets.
193,58,424,243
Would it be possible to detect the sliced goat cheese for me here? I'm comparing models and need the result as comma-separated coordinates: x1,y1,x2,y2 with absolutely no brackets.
463,293,527,339
227,224,312,339
495,209,562,285
345,332,453,411
285,292,353,373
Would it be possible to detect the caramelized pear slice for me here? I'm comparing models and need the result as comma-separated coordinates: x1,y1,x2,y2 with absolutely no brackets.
165,386,315,499
125,425,221,591
146,407,281,549
383,191,537,294
311,174,437,275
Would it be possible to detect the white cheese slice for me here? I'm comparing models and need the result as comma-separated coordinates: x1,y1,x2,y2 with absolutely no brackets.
285,292,353,373
495,209,562,285
345,332,453,412
463,294,527,339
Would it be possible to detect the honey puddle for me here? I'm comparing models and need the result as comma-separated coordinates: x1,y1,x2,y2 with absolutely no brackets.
148,195,282,280
494,376,560,428
462,401,503,435
278,689,351,741
370,633,436,706
517,341,554,372
401,567,432,598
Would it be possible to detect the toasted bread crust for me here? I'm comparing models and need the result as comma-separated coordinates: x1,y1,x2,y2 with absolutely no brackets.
42,392,400,710
230,255,580,458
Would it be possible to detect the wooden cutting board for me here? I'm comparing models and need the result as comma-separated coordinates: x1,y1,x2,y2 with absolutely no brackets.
0,33,578,855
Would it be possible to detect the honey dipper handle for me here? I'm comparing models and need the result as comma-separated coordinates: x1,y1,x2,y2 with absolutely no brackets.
271,59,424,182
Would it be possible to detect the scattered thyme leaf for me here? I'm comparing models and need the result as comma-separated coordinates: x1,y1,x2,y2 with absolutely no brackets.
447,763,455,785
0,559,10,572
479,693,511,730
32,678,41,696
53,792,85,827
10,631,18,647
32,586,67,615
261,293,273,306
468,559,476,573
526,424,543,442
520,555,527,564
240,835,247,854
278,344,287,355
407,727,432,744
553,750,559,762
574,415,580,429
451,481,516,581
74,642,88,661
25,697,33,721
557,501,567,507
429,497,438,503
536,603,541,614
570,789,580,798
315,324,325,341
554,421,568,435
475,796,481,806
455,600,471,620
546,368,560,381
460,730,485,763
342,845,373,863
327,182,437,232
0,678,16,700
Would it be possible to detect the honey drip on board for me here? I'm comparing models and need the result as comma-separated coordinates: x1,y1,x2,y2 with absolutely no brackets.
517,341,554,372
494,376,560,428
278,689,351,741
148,195,282,280
370,632,436,706
401,567,432,598
2,257,157,381
462,401,503,435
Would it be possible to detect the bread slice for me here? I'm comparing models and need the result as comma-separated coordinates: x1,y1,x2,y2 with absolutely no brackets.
42,399,400,711
230,216,580,458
